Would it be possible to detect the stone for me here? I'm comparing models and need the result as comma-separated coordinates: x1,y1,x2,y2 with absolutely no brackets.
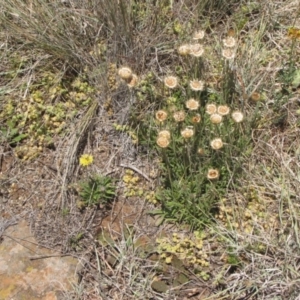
0,219,78,300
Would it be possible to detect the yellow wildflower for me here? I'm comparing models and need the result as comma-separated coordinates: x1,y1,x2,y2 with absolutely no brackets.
79,154,93,166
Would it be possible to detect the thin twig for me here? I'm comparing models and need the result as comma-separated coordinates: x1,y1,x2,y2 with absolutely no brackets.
29,254,75,260
120,163,151,182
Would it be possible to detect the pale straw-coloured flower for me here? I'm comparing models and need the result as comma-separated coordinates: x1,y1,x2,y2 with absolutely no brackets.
190,43,204,57
186,98,200,110
197,148,205,155
127,74,138,88
155,110,168,122
223,36,236,48
181,127,194,139
207,169,220,180
164,76,178,89
189,80,204,91
192,114,201,123
217,105,230,116
250,92,261,102
156,136,170,148
118,67,132,80
193,30,205,40
158,130,171,140
231,111,244,123
222,48,235,60
210,138,223,150
206,103,217,115
178,44,190,56
210,113,223,124
173,111,186,122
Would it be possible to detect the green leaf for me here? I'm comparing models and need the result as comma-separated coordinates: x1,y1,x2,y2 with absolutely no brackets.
292,69,300,88
11,134,27,143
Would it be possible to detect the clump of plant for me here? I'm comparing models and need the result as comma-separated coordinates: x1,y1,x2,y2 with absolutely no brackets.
122,169,143,197
118,31,258,229
0,70,95,160
216,186,279,241
78,175,116,208
156,231,210,280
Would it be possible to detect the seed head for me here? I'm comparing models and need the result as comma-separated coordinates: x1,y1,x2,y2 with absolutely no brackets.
173,111,186,122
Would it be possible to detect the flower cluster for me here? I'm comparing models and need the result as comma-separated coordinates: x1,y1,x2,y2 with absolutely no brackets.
177,43,204,57
222,36,237,60
118,67,139,88
156,130,171,148
206,103,243,124
178,29,205,58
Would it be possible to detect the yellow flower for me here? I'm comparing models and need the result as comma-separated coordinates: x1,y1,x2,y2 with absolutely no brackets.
155,110,168,122
164,76,178,89
79,154,93,166
181,127,194,139
173,110,186,122
178,44,190,56
118,67,132,80
231,111,244,123
189,80,204,91
165,256,173,264
288,27,300,40
217,105,230,116
210,138,223,150
186,98,200,110
190,43,204,57
207,169,219,180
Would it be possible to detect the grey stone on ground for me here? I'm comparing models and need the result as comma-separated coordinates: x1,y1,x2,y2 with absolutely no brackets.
0,219,78,300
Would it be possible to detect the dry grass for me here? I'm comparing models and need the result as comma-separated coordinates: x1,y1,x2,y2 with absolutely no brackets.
1,0,300,299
